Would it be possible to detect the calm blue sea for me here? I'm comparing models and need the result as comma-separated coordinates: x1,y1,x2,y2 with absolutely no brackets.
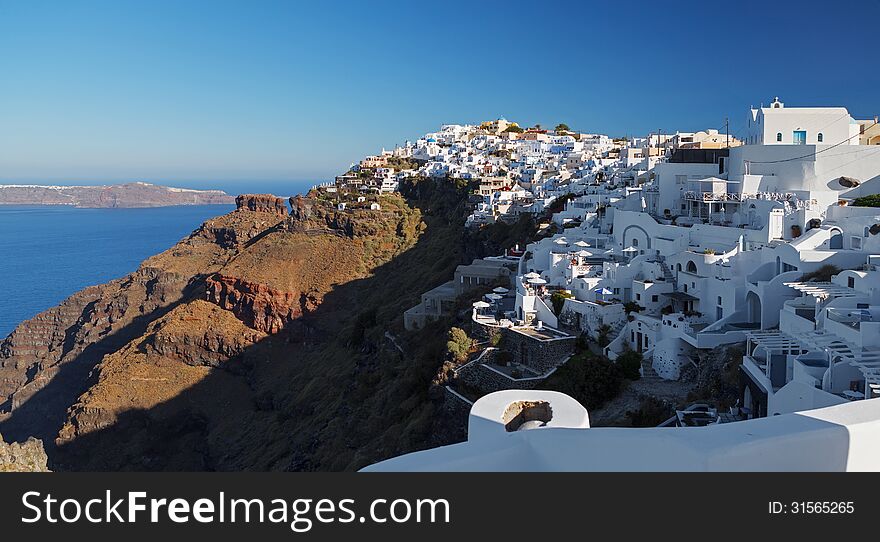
0,180,315,338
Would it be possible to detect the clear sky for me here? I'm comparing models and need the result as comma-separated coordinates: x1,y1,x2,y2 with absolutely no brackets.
1,0,878,185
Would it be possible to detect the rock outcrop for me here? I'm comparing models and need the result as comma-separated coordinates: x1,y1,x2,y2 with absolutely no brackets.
235,194,288,215
206,275,311,334
0,433,49,472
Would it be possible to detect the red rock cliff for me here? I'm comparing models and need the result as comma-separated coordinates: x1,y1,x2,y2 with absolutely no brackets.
235,194,288,215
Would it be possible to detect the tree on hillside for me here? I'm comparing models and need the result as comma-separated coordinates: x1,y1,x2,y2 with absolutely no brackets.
616,349,642,380
503,125,524,133
550,291,573,316
596,324,612,347
555,123,570,133
446,327,472,363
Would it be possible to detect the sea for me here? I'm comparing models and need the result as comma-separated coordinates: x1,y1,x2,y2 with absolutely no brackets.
0,179,315,338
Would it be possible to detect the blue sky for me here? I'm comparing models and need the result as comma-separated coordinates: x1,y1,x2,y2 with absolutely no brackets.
1,0,878,185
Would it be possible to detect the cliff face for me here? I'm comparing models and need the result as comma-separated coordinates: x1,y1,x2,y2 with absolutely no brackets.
0,179,475,470
205,276,305,334
0,433,49,472
234,194,288,215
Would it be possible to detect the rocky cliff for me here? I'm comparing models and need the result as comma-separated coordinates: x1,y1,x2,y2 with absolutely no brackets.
0,178,476,470
234,194,288,215
0,433,49,472
0,182,235,207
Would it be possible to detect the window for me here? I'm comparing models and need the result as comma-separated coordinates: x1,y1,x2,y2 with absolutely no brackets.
652,295,658,303
776,132,783,142
848,277,855,288
852,237,861,250
632,238,639,247
817,133,824,143
636,294,641,301
717,296,723,306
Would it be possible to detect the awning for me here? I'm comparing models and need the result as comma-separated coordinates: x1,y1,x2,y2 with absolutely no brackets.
662,291,699,302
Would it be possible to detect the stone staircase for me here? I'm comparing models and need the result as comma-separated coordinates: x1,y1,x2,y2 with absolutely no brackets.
657,257,677,289
641,356,661,380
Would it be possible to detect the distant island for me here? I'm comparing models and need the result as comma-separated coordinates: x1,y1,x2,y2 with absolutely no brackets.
0,182,235,208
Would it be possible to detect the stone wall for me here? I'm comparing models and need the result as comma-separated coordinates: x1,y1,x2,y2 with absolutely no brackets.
502,328,576,373
471,319,503,342
442,386,472,435
457,361,548,394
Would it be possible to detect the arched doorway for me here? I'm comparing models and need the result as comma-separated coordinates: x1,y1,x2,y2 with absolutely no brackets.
746,291,761,326
829,228,843,249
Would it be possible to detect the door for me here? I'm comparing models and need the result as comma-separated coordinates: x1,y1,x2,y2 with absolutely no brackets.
793,130,807,145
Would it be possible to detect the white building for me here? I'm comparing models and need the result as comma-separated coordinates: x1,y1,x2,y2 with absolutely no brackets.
746,97,860,146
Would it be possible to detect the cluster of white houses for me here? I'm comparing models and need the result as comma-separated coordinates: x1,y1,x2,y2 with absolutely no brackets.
344,98,880,469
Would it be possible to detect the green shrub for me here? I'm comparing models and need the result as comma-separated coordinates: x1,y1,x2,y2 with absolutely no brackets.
596,324,612,347
446,327,472,363
540,353,623,410
852,194,880,207
800,264,841,283
627,397,674,427
617,350,642,380
623,301,643,314
550,291,573,315
575,333,588,352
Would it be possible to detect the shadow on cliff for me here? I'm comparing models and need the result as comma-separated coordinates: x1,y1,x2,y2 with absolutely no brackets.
0,282,202,451
47,179,502,471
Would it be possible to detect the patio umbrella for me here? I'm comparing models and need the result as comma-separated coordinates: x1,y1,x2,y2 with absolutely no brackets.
595,287,613,295
524,272,541,279
472,301,491,308
492,287,509,294
528,278,548,285
485,293,503,300
574,240,590,247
